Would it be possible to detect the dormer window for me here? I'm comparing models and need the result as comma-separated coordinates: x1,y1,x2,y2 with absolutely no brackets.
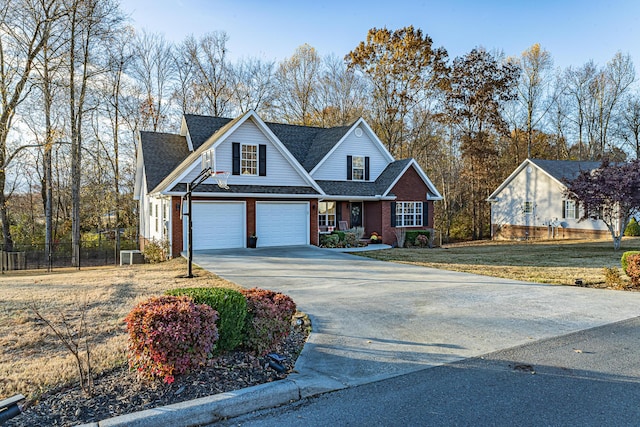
347,155,370,181
233,142,267,176
241,144,257,175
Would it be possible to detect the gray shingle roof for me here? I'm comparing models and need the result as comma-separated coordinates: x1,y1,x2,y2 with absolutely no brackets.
530,159,602,183
265,122,351,171
140,131,190,192
183,114,232,150
169,183,320,195
316,159,412,197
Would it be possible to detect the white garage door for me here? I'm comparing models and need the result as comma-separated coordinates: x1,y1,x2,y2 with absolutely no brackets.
256,202,309,247
184,201,245,250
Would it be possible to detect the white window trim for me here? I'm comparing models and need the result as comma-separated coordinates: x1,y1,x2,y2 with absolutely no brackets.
352,155,365,181
241,143,258,175
564,200,577,219
396,201,423,227
318,201,336,229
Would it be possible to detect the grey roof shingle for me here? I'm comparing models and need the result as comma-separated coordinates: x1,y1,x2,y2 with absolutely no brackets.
316,159,412,197
169,183,320,195
183,114,233,150
140,131,190,192
530,159,602,183
265,122,351,171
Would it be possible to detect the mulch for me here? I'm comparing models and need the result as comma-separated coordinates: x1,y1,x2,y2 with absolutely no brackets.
6,325,309,427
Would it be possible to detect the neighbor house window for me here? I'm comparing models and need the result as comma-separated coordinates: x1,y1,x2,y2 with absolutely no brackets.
563,200,578,219
241,144,258,175
396,202,423,227
352,155,365,181
523,201,534,215
588,206,603,220
155,204,158,232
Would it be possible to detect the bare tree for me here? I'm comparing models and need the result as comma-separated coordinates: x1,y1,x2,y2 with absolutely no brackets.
275,44,322,126
228,57,277,117
514,43,555,158
131,30,175,131
184,32,231,117
66,0,123,267
617,91,640,159
0,0,62,251
315,54,367,127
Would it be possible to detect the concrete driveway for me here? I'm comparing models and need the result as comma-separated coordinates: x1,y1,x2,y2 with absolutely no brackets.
193,245,640,391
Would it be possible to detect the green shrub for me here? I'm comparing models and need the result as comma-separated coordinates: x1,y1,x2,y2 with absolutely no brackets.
603,267,625,289
626,254,640,287
625,218,640,236
405,230,431,248
143,238,170,263
320,234,340,248
334,231,346,241
621,251,640,275
240,288,296,356
166,287,246,353
124,295,218,384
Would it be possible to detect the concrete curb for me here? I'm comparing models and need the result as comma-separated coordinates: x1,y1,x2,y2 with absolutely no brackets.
80,378,310,427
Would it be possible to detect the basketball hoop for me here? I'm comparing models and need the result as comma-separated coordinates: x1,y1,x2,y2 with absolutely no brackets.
212,171,230,189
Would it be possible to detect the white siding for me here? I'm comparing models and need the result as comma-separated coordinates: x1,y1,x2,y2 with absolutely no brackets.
311,129,390,181
147,195,171,242
180,120,308,187
491,166,609,231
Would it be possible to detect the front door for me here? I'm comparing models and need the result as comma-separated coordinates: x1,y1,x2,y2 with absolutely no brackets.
350,202,363,227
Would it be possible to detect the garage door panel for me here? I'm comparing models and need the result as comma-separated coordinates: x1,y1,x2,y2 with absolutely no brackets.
256,202,309,247
186,202,245,250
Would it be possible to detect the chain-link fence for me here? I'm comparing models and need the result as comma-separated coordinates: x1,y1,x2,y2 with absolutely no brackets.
1,239,139,271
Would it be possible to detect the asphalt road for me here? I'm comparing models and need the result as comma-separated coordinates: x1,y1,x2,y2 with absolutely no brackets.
218,317,640,427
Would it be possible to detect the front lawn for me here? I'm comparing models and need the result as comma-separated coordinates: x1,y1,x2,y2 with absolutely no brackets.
360,238,640,287
0,258,238,400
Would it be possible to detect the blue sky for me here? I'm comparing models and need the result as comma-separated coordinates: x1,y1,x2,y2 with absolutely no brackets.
119,0,640,71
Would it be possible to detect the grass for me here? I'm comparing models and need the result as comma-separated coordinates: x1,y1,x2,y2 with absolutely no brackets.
0,257,239,400
361,237,640,287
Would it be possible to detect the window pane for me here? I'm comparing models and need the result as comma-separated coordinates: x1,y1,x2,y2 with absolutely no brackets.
241,144,257,175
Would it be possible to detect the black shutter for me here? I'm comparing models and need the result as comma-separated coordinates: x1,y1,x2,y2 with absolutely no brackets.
259,144,267,176
390,202,396,227
422,202,428,227
347,156,352,180
232,142,240,175
336,202,342,221
562,200,566,219
365,156,370,181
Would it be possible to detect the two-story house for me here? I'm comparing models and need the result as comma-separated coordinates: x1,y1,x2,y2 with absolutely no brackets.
134,110,442,256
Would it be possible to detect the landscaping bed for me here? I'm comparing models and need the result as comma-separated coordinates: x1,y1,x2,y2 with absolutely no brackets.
0,258,309,426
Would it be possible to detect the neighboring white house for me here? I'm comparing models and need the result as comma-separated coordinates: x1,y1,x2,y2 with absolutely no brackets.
487,158,611,240
133,110,442,256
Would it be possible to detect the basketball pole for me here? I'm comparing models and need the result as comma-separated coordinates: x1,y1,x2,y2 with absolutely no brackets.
184,167,214,278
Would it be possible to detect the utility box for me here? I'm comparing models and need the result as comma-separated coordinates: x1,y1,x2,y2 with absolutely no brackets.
120,250,144,265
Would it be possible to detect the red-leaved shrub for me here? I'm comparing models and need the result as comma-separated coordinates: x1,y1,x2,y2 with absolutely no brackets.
240,288,296,355
124,295,218,384
626,254,640,287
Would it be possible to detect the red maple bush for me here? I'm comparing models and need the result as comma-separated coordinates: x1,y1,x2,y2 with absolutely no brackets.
626,254,640,287
240,288,296,355
124,295,219,384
